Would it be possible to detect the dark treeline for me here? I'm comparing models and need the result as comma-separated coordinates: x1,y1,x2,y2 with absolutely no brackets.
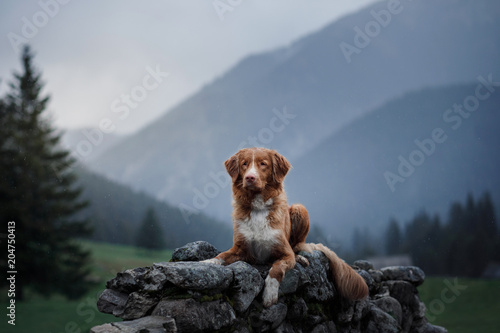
135,207,166,251
385,192,500,277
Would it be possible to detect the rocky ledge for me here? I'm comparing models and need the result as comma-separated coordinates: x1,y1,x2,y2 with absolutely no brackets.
90,241,447,333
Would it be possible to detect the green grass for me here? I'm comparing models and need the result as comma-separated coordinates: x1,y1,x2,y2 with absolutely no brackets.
418,277,500,333
1,241,172,333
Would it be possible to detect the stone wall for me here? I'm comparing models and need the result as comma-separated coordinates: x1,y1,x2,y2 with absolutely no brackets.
90,241,448,333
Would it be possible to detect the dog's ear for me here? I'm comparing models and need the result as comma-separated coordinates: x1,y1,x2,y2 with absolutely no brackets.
224,153,240,182
271,151,291,183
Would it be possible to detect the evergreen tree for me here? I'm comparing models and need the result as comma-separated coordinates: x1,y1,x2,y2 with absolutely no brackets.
0,46,92,300
432,192,497,277
427,214,444,274
136,207,166,251
351,226,378,259
476,192,497,237
403,210,441,273
467,192,497,276
385,217,402,255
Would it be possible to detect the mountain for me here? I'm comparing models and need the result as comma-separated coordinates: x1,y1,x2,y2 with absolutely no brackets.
285,83,500,243
85,0,500,222
60,128,125,163
75,166,233,250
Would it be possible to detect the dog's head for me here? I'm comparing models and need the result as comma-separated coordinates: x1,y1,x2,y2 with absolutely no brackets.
224,147,291,192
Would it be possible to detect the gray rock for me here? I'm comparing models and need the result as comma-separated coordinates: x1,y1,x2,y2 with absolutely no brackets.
249,303,287,331
92,242,448,333
152,298,236,332
262,303,288,329
335,303,354,324
373,285,390,299
368,269,384,284
171,241,220,262
413,322,449,333
353,298,370,322
306,315,324,327
287,297,308,321
312,321,337,333
118,292,159,320
97,289,128,315
274,321,296,333
300,251,336,302
384,280,421,333
106,267,148,294
353,260,374,271
143,268,168,292
358,270,375,291
372,296,402,326
153,261,233,290
334,295,369,324
365,304,400,333
113,316,177,333
90,323,120,333
234,326,251,333
227,261,264,313
384,280,419,308
279,267,301,294
380,266,426,286
414,296,427,319
337,326,359,333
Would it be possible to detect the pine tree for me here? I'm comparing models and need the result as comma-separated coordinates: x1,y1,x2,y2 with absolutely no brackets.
468,192,497,277
404,210,434,272
351,227,378,259
385,218,402,255
0,46,92,300
136,207,166,251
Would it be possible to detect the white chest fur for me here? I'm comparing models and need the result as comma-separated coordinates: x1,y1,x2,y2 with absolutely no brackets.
237,195,279,263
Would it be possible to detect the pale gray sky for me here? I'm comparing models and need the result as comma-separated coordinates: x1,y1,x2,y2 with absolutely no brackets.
0,0,378,134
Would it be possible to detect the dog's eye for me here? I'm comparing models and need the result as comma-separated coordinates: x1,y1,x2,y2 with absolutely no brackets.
242,162,247,166
260,161,267,166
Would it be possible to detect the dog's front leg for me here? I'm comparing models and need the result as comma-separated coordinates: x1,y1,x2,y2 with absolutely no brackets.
201,247,244,265
262,252,296,307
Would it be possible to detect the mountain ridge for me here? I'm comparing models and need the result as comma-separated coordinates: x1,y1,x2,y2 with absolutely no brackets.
285,81,500,242
83,0,500,228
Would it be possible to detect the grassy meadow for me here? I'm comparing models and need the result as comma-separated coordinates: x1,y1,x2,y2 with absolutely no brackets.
1,241,499,333
418,276,500,333
1,241,172,333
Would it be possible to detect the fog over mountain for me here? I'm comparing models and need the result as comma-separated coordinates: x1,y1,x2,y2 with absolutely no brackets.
285,83,500,241
79,0,500,240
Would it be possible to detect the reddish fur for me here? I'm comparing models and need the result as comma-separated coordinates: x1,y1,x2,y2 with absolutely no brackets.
213,147,368,301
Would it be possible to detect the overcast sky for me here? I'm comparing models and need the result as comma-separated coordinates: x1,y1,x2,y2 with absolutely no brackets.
0,0,377,134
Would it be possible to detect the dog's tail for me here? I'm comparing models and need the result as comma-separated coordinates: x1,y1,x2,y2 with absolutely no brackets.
290,204,368,300
296,243,369,300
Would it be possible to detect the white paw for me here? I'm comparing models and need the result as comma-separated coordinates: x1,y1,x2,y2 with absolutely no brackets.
200,258,222,265
296,255,309,266
262,276,280,307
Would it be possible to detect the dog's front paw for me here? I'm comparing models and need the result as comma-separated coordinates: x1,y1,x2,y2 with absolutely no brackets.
262,275,280,307
296,254,309,266
200,258,222,265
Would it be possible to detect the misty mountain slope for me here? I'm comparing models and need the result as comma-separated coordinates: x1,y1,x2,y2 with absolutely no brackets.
87,0,500,221
75,166,232,250
285,83,500,242
61,128,125,162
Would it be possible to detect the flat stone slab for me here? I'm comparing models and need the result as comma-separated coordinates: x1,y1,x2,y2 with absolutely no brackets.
153,261,233,290
380,266,425,286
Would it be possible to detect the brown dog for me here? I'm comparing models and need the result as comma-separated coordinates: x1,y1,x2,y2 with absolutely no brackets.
203,147,368,307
